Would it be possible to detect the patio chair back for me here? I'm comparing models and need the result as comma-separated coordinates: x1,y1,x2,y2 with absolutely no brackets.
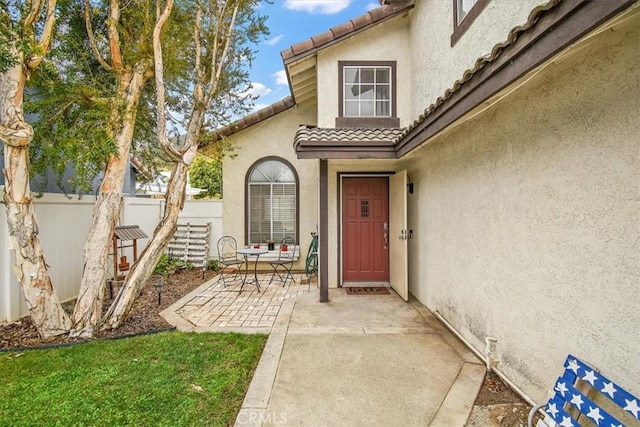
218,236,240,262
269,237,297,286
278,237,297,262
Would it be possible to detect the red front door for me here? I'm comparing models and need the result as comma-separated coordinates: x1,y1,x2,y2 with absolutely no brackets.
342,177,389,282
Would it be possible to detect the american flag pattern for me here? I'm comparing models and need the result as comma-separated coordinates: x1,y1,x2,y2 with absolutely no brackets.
540,354,639,427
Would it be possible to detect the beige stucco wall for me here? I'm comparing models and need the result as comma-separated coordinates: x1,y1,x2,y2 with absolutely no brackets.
316,14,411,128
409,0,543,120
399,19,640,401
220,105,318,269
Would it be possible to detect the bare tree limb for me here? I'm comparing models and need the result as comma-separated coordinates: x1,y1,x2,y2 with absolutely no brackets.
108,0,124,72
206,4,238,105
153,0,178,161
28,0,57,70
83,0,113,71
129,155,153,181
23,0,43,29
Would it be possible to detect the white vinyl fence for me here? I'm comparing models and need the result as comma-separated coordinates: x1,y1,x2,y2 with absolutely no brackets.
0,194,223,323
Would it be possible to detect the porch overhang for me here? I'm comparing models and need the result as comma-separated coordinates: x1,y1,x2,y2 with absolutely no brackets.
293,126,402,160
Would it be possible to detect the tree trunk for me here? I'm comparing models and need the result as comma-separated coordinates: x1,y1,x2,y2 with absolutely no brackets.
102,161,190,329
71,68,147,337
1,65,71,337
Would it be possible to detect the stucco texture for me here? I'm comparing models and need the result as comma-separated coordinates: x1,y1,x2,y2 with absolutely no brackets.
316,14,411,128
409,0,543,120
401,18,640,401
220,105,318,270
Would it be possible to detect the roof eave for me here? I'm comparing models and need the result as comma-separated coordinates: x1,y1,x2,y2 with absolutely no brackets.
198,96,295,150
395,0,638,157
295,145,397,160
281,2,415,105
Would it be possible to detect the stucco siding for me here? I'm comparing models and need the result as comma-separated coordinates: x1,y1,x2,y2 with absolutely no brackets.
221,105,318,269
401,21,640,401
316,14,411,128
409,0,543,120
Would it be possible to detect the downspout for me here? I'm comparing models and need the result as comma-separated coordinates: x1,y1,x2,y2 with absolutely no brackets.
433,310,537,407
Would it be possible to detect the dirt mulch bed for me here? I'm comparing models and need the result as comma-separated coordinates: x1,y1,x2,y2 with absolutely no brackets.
467,372,539,426
0,269,217,350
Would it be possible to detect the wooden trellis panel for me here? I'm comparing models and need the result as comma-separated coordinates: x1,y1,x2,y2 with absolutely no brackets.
167,222,211,268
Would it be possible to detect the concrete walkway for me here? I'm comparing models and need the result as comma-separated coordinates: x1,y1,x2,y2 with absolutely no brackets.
162,277,485,426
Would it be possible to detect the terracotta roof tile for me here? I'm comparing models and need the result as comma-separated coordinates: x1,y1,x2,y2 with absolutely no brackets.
295,126,404,145
281,1,414,62
201,96,295,144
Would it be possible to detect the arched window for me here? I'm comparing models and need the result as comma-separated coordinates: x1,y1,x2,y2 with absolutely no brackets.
246,158,298,244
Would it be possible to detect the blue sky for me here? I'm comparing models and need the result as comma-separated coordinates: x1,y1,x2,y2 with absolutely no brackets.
245,0,381,110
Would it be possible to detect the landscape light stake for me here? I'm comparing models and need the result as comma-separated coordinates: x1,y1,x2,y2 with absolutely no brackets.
154,276,165,306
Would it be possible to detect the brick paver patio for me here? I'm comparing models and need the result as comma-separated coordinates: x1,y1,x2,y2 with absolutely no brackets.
174,273,313,330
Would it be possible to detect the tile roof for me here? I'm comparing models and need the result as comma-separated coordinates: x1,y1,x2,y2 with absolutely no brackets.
295,126,404,145
395,0,562,144
202,96,295,144
294,125,403,159
281,1,415,63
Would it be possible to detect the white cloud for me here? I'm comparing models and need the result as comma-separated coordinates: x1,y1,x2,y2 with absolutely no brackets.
272,70,289,86
284,0,352,14
264,34,284,46
243,82,272,98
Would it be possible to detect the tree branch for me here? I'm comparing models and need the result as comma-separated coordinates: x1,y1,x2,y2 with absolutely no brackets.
83,0,112,71
28,0,57,70
206,4,238,105
22,0,43,29
129,155,154,181
152,0,180,161
108,0,124,72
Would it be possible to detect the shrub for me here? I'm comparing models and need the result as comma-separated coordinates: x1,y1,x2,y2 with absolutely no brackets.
154,254,188,275
207,258,220,271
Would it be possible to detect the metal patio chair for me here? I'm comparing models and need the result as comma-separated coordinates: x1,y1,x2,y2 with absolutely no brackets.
216,236,244,286
269,237,297,286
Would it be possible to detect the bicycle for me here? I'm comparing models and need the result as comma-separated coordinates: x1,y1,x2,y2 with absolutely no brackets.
305,231,318,277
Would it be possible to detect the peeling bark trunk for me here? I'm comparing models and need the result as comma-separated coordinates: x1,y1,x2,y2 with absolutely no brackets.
1,64,71,337
71,68,148,337
102,160,190,329
102,0,239,329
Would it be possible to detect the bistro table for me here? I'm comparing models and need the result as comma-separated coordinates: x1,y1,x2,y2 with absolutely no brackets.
236,247,269,292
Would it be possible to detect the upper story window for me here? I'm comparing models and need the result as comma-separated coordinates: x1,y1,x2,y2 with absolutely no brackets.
343,66,391,117
452,0,490,46
337,61,399,128
246,158,298,245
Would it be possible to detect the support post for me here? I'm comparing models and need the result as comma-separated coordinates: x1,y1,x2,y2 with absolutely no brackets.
319,159,329,302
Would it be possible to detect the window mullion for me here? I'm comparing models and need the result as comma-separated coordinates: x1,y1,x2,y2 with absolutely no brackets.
269,183,274,240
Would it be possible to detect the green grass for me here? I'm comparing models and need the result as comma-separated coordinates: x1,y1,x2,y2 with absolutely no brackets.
0,331,267,427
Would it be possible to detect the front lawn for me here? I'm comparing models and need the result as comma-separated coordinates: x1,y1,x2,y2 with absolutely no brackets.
0,331,267,426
